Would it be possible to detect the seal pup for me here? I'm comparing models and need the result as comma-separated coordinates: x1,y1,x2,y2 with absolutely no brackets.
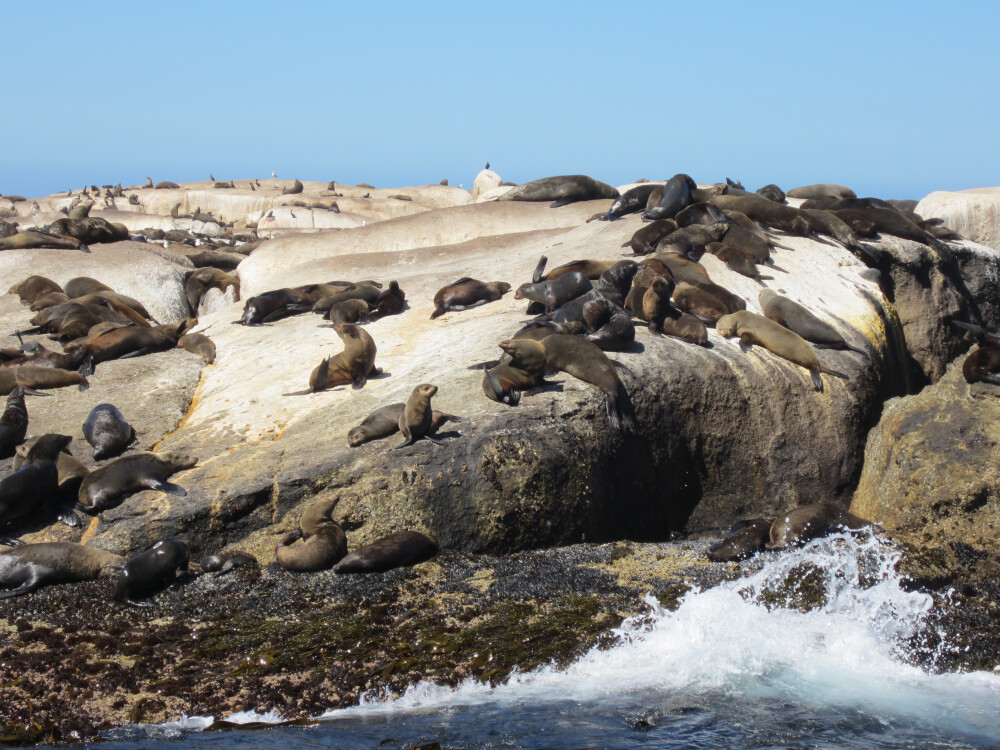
951,320,1000,385
716,311,849,392
759,290,867,356
706,242,767,284
274,497,347,572
707,519,774,562
0,543,124,598
0,387,29,459
78,452,197,514
200,552,256,577
582,297,635,351
672,282,731,325
333,531,439,574
348,404,466,447
397,384,446,448
0,434,76,545
291,324,379,394
82,403,136,460
497,175,619,207
643,277,709,345
431,278,510,319
482,337,550,405
113,538,189,606
767,503,870,549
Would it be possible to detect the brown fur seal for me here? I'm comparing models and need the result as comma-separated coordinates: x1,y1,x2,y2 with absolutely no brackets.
8,276,63,304
13,437,88,507
768,503,869,549
833,209,878,239
497,175,619,207
538,334,638,431
0,230,89,252
707,519,774,562
641,173,697,222
397,384,446,448
177,333,216,364
327,299,371,324
716,311,848,392
597,184,661,221
672,282,732,325
758,290,867,356
0,434,77,545
643,277,709,345
240,287,314,325
28,291,71,311
371,280,405,318
274,497,347,572
658,224,728,259
649,253,711,286
185,268,240,313
313,285,383,317
348,404,466,447
536,259,616,281
0,366,89,395
950,321,1000,385
0,542,124,598
82,404,136,460
786,184,857,200
67,202,93,220
482,337,551,406
627,219,678,255
582,297,635,351
706,242,766,284
282,179,304,195
710,195,812,236
515,269,592,314
78,451,197,514
431,278,511,318
294,324,379,394
113,537,189,606
76,320,190,374
0,387,29,459
333,531,439,574
47,217,128,245
755,185,786,203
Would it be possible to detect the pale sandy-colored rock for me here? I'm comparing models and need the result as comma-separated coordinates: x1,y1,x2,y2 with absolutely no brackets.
916,187,1000,250
472,168,502,199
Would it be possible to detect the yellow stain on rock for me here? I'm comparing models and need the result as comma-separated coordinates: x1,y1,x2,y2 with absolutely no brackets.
79,515,101,545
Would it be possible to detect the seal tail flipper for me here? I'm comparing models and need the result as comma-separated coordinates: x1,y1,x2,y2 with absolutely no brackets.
820,366,851,381
79,352,95,376
706,204,727,223
532,255,548,284
0,537,26,548
611,359,635,378
0,579,40,598
430,306,446,319
21,388,52,397
282,388,314,396
77,376,90,392
811,371,825,392
615,382,639,433
549,198,576,208
146,480,187,496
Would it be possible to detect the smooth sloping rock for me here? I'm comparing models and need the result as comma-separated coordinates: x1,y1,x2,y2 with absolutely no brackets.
472,168,501,199
917,187,1000,250
850,359,1000,551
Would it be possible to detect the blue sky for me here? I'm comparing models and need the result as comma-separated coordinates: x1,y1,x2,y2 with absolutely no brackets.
3,2,998,200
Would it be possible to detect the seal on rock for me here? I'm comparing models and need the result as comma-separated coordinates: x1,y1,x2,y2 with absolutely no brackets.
274,497,347,572
82,403,136,460
716,311,848,392
431,278,511,319
78,452,198,513
113,538,189,606
348,404,466,447
0,434,77,545
497,175,620,207
707,519,774,562
786,183,857,200
295,324,380,394
397,384,446,448
8,276,63,305
333,531,439,574
759,290,867,356
0,387,29,459
177,333,216,364
0,542,124,598
767,503,870,549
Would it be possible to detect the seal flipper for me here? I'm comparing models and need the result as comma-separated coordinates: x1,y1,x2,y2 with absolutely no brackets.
57,506,81,527
145,479,187,496
739,334,755,353
532,255,548,284
613,382,638,433
0,576,41,598
811,371,825,392
549,198,575,208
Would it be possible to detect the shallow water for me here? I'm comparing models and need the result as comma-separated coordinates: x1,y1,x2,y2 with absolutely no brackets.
92,533,1000,749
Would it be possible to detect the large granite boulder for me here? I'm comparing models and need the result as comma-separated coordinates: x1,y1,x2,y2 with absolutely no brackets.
851,359,1000,551
917,187,1000,251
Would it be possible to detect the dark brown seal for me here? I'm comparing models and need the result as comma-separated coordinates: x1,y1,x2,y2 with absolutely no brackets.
431,278,511,319
707,519,774,562
371,280,406,318
710,195,812,236
626,219,679,255
0,434,77,545
497,175,620,207
78,451,197,513
274,497,347,572
82,403,136,460
0,386,28,459
113,537,189,606
768,503,870,549
0,542,124,598
786,184,857,200
515,267,592,314
328,299,371,324
582,297,635,351
240,287,314,325
333,531,439,574
643,277,709,345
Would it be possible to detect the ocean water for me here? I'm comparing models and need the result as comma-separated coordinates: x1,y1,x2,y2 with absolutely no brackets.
93,533,1000,749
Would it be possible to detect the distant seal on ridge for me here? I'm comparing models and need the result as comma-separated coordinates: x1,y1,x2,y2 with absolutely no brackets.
498,175,620,207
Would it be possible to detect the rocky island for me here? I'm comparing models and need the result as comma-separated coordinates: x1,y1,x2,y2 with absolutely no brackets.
1,172,999,743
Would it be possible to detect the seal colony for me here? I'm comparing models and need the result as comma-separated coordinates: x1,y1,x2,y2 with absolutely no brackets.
0,166,980,611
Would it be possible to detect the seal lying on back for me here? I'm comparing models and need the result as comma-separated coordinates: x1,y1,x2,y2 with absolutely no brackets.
348,403,466,447
431,278,511,319
716,311,848,392
274,496,347,572
83,403,136,460
768,503,870,549
758,290,867,356
113,538,189,606
498,175,619,207
707,519,773,562
78,451,197,513
0,542,124,598
333,531,439,574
